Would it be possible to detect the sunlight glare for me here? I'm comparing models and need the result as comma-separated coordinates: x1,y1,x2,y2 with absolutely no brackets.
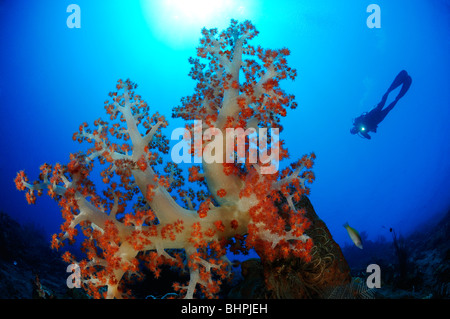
140,0,257,49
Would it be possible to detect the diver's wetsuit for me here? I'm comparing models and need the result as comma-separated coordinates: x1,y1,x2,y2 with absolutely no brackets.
352,70,412,139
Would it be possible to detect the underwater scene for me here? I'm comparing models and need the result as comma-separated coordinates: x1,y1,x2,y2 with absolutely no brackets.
0,0,449,307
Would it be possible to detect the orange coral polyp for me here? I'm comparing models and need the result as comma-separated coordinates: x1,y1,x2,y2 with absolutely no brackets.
15,20,317,299
213,220,225,232
216,188,227,198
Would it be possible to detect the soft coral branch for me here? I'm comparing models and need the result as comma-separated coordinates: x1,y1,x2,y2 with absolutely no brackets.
16,20,316,299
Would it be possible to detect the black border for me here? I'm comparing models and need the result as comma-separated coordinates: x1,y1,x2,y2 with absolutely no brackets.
1,299,447,317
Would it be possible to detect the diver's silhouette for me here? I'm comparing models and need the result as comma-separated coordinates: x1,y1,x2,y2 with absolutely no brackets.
351,70,412,139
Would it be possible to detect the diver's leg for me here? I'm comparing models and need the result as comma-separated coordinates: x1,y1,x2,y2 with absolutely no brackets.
377,93,388,110
378,71,411,116
387,70,409,93
376,71,406,110
377,100,397,123
394,74,412,101
359,71,411,131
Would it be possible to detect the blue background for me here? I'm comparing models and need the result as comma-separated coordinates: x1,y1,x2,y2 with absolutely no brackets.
1,0,449,252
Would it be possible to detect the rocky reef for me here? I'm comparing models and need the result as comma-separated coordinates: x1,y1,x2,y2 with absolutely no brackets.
228,204,450,299
0,212,83,299
228,195,352,298
337,210,450,299
0,203,448,299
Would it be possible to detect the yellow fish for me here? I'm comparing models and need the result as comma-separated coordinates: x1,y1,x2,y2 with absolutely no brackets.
343,222,363,249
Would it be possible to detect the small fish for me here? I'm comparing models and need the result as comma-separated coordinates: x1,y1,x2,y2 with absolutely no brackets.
343,222,363,249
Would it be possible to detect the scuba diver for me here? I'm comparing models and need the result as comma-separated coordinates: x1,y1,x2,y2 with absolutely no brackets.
351,70,412,139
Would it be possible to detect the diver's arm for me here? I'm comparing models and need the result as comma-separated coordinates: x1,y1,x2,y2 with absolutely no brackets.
360,131,371,139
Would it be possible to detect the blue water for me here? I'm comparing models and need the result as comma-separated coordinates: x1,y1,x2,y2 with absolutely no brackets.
1,0,449,255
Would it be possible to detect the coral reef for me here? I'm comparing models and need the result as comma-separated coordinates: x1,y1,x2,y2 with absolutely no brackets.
228,195,351,299
341,210,450,299
0,212,69,299
228,209,450,299
15,20,317,299
262,195,351,298
2,206,448,299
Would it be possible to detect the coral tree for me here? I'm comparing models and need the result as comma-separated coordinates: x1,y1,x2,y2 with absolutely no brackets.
15,20,316,299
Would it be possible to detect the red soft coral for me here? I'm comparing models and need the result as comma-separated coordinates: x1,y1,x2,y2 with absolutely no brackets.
15,20,315,299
